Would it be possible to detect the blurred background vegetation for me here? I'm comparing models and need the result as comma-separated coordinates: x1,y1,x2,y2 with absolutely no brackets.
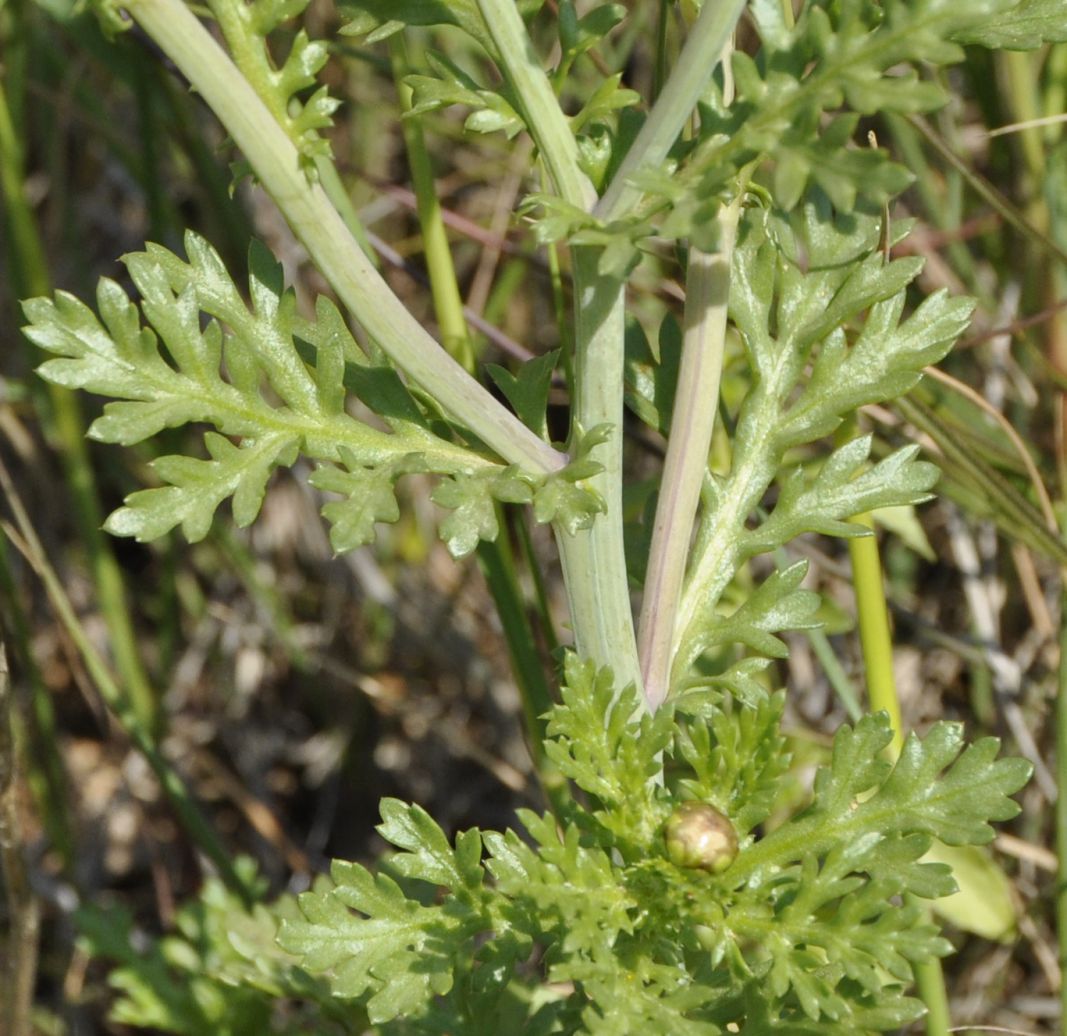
1,0,1066,1031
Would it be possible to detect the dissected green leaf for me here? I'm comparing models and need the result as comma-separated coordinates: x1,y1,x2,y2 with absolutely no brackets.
951,0,1067,47
487,349,558,440
77,861,345,1035
25,234,513,553
339,0,496,52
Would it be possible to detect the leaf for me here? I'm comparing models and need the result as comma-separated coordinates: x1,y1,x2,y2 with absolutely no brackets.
737,714,1032,885
377,798,485,893
105,433,299,543
532,423,609,534
406,52,524,139
26,234,503,553
310,453,405,553
951,0,1067,48
780,289,975,447
690,561,821,661
673,691,790,837
278,859,483,1023
487,349,558,440
339,0,497,53
432,467,534,558
747,438,941,553
542,655,674,849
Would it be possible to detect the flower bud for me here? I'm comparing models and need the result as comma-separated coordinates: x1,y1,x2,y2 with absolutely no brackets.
664,802,738,873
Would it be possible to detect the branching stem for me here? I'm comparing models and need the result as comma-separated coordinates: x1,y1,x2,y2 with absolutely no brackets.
124,0,564,477
596,0,748,222
477,0,641,688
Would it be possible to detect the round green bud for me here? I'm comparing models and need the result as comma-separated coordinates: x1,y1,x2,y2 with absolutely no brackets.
664,802,738,873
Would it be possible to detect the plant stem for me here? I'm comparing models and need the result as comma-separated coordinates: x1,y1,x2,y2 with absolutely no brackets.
560,253,642,692
125,0,563,477
476,0,595,210
847,513,904,755
474,0,641,688
638,201,740,710
596,0,748,222
390,35,475,368
844,477,949,1035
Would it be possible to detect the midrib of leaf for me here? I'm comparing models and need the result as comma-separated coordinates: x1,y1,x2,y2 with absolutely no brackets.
726,779,989,886
105,356,491,474
672,345,803,680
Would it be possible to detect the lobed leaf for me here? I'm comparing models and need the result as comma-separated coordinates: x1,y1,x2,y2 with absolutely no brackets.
951,0,1067,48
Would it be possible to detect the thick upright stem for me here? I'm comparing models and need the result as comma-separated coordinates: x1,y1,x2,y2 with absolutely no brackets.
638,203,739,710
124,0,563,477
477,0,640,689
562,253,642,693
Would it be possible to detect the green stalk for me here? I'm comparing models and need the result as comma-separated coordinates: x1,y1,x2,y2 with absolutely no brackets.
638,201,740,710
0,72,158,732
847,513,904,755
125,0,563,477
596,0,749,222
390,35,475,368
474,0,641,689
844,473,949,1033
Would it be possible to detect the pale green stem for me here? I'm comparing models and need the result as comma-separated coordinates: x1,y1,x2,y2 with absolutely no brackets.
560,252,642,692
125,0,563,476
596,0,748,222
315,157,378,263
474,0,641,687
475,0,595,210
638,202,740,710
